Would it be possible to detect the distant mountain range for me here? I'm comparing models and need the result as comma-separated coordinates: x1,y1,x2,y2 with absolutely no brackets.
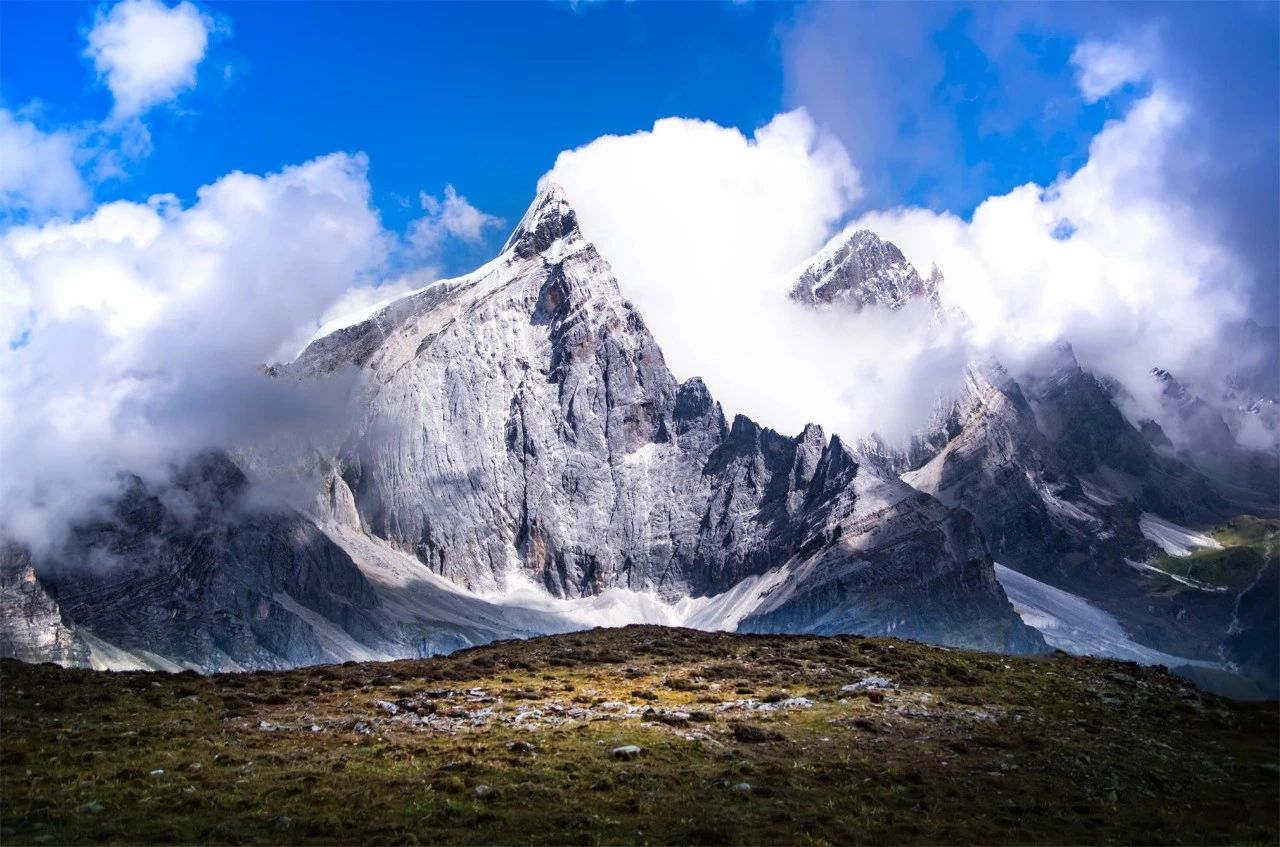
3,185,1275,696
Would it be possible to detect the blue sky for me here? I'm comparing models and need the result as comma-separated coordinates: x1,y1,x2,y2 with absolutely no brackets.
3,2,791,237
1,1,1276,319
2,2,1197,233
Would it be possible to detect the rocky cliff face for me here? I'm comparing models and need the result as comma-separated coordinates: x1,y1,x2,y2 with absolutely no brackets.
2,186,1044,670
13,454,393,671
0,543,88,667
286,185,1040,652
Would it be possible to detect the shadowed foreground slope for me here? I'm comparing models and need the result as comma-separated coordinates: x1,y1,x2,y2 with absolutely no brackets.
2,626,1277,845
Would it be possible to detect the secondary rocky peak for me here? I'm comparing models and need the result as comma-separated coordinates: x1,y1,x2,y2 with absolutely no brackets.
789,228,940,312
503,181,581,259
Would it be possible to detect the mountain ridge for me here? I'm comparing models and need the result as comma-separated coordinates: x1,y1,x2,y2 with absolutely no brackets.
2,185,1044,672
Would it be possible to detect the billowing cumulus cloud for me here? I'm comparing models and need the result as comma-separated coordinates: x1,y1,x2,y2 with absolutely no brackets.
851,81,1248,424
545,72,1257,449
783,1,1278,331
0,154,387,552
3,14,1269,559
547,110,972,442
85,0,214,118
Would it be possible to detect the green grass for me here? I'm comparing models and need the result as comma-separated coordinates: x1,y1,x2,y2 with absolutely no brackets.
2,626,1277,845
1212,516,1280,550
1149,516,1278,590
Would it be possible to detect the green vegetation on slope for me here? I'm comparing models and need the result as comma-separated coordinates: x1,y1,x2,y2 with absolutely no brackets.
2,626,1277,845
1149,516,1279,590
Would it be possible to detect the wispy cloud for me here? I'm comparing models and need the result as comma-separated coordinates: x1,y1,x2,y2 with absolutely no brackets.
406,185,503,258
0,110,90,219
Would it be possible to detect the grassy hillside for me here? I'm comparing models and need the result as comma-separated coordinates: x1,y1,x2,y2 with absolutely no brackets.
2,626,1277,845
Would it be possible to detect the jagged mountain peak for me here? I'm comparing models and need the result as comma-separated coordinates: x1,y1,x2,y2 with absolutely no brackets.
788,227,940,312
289,183,598,371
502,181,581,259
1150,367,1197,404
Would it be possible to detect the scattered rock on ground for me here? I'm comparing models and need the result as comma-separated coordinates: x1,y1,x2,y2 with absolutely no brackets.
842,676,894,693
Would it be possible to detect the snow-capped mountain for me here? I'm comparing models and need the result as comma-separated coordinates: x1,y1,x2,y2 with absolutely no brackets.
3,184,1274,693
1,186,1042,672
782,230,1277,694
788,229,941,312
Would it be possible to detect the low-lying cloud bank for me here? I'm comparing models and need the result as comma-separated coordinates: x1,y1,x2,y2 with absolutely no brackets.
0,154,386,552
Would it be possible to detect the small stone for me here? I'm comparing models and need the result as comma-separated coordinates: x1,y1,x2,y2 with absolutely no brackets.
352,720,372,735
611,744,643,760
373,699,400,715
257,720,279,732
730,782,752,793
149,769,165,776
79,801,104,814
475,784,491,797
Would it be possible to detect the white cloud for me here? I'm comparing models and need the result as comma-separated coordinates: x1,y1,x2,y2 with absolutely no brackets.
851,83,1247,424
1071,38,1153,103
406,185,502,256
0,110,90,219
0,153,388,552
546,110,969,443
85,0,213,118
544,81,1250,449
0,150,514,554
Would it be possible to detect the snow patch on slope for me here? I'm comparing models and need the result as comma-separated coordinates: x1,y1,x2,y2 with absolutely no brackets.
994,563,1217,668
319,524,785,651
1138,513,1223,556
272,592,397,663
486,566,793,633
78,629,178,672
1123,558,1230,593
